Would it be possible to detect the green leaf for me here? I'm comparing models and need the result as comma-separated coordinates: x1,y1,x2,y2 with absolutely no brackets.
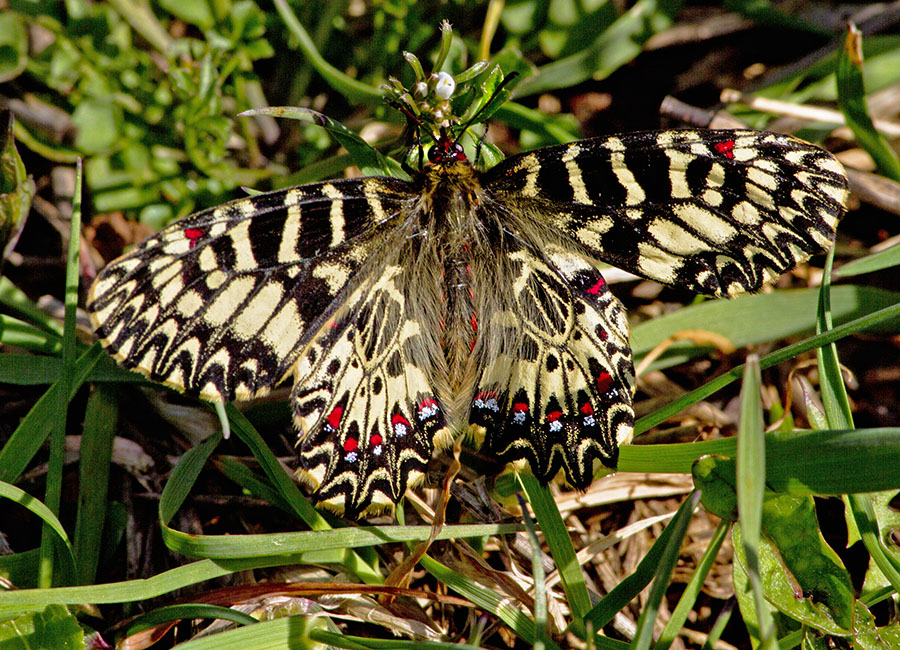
238,106,404,178
158,0,214,30
0,605,83,649
734,524,843,641
848,493,900,597
692,456,738,521
837,24,900,182
515,0,684,96
0,12,28,83
71,99,123,155
843,602,900,649
0,111,34,263
834,243,900,278
762,494,855,632
859,492,900,599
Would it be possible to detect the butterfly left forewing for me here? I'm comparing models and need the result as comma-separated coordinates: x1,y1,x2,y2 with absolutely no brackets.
484,129,848,298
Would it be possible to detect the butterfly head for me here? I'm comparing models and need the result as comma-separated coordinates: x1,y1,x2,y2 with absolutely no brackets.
427,129,468,166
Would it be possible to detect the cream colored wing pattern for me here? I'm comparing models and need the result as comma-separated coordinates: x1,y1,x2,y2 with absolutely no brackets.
87,178,411,402
485,129,848,298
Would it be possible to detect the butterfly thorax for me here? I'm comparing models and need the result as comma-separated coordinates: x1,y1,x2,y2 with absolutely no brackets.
408,156,489,426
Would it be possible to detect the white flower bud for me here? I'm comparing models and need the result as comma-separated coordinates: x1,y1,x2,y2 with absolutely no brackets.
434,72,456,99
413,81,428,96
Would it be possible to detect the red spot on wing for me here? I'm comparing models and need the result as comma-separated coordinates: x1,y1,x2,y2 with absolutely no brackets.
420,398,437,408
184,227,205,249
596,371,613,393
513,402,529,412
581,402,594,415
586,276,606,295
343,437,357,452
326,407,343,430
546,411,563,422
371,434,382,446
391,413,410,426
714,140,735,159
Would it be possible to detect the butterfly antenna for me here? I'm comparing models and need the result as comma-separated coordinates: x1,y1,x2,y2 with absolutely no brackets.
474,128,490,167
388,98,440,172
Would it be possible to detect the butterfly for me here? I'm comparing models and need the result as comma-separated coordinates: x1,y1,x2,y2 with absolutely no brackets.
87,122,848,517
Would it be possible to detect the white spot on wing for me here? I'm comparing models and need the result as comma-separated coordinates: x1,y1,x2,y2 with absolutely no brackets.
648,219,707,256
233,282,284,339
279,204,302,263
562,144,591,204
672,204,737,243
321,183,345,248
205,276,256,327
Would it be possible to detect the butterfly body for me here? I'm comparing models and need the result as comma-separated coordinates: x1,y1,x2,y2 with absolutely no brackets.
88,128,848,516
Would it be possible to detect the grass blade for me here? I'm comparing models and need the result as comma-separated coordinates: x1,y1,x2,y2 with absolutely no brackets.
735,355,779,649
631,491,701,650
73,385,118,585
584,494,698,630
654,519,730,649
0,344,104,483
837,24,900,181
38,158,82,588
635,299,900,435
518,474,592,622
271,0,382,103
518,495,549,649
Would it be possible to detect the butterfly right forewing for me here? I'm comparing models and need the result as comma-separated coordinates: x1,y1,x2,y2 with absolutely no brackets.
485,129,849,298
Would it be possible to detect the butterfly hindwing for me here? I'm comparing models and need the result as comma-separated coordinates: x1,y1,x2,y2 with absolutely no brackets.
484,129,849,298
292,261,448,516
87,178,411,401
470,243,634,488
